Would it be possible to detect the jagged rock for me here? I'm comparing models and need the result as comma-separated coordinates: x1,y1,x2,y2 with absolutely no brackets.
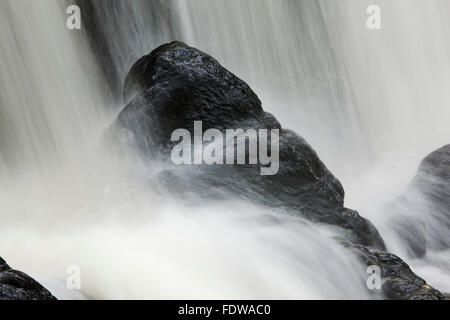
388,144,450,258
0,257,56,300
117,41,385,250
343,243,445,300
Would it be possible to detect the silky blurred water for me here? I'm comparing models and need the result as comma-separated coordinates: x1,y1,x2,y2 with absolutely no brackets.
0,0,449,298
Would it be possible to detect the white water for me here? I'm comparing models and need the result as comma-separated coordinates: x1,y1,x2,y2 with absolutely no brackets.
0,0,449,299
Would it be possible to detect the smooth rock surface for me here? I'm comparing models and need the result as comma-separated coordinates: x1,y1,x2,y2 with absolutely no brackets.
116,41,445,299
118,41,385,250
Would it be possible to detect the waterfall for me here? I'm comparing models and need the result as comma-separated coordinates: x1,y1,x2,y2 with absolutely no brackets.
168,1,450,287
0,0,119,298
0,0,449,298
80,0,450,183
0,0,110,171
174,0,450,185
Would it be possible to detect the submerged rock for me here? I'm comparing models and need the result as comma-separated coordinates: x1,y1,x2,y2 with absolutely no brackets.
388,144,450,258
0,257,56,300
117,41,385,250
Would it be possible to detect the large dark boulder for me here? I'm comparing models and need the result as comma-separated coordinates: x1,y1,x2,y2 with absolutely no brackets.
117,41,385,250
0,257,56,300
388,144,450,257
115,41,448,300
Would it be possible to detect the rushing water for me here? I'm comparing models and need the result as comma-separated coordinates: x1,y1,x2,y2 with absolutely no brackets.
0,0,449,298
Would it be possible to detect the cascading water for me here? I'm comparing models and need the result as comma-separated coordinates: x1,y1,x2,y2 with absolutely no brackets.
317,0,450,292
0,0,449,299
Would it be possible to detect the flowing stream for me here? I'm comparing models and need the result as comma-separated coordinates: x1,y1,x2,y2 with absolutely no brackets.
0,0,449,298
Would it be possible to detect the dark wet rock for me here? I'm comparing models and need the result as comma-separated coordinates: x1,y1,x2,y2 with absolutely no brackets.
117,41,385,250
411,144,450,250
0,256,56,300
343,243,445,300
388,144,450,258
114,41,448,300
